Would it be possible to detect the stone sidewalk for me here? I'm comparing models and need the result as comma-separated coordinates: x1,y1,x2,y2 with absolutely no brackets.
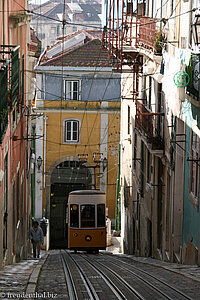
0,252,48,300
107,236,200,284
127,255,200,284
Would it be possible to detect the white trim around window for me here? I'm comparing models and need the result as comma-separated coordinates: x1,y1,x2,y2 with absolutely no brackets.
64,79,81,101
63,118,81,144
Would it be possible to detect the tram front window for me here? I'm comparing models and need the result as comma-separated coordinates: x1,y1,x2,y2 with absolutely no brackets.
70,204,79,227
97,204,105,227
81,205,95,228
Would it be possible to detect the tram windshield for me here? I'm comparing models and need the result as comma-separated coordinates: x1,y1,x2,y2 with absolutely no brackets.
97,204,105,227
81,205,95,227
70,204,79,227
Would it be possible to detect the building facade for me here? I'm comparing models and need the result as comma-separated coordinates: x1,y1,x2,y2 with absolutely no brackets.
29,0,102,50
0,0,37,267
102,0,200,264
34,32,121,248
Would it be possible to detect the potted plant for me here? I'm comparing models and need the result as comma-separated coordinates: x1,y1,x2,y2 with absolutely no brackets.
153,29,166,55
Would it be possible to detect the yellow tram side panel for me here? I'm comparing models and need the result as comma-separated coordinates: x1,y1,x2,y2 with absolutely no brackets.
68,228,106,249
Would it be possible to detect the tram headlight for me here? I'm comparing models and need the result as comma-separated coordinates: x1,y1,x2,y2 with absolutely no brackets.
85,235,92,242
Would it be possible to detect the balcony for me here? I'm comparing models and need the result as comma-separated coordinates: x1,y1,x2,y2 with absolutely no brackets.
186,53,200,101
138,17,157,52
102,0,164,73
0,45,20,107
135,101,164,151
0,67,8,143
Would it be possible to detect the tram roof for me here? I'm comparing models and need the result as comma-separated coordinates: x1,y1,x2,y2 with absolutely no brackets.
69,190,105,195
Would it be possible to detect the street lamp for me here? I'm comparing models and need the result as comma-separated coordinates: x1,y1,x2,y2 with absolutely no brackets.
192,12,200,46
36,156,43,170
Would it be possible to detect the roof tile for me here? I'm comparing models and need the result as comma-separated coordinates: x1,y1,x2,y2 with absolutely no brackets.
41,39,117,68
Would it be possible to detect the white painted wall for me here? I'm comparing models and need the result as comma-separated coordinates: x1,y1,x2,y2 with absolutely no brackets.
100,101,108,194
120,70,135,252
35,115,44,219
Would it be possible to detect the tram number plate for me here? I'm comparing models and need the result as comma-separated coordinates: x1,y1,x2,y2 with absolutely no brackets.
88,276,102,279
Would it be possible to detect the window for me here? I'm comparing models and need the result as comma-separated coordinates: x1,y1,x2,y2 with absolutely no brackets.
148,77,152,109
97,204,105,227
70,204,79,227
151,0,154,17
189,131,199,203
127,0,133,15
128,105,130,134
140,141,144,198
65,80,79,100
147,150,151,182
171,0,174,15
81,205,95,228
64,120,79,143
142,75,147,105
133,132,137,170
157,83,163,136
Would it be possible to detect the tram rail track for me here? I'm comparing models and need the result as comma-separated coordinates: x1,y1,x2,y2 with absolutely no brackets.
63,250,143,299
61,250,99,300
103,253,193,300
78,253,145,300
61,250,195,300
81,253,194,300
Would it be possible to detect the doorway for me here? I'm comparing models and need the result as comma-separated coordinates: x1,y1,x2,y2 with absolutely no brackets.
50,160,92,248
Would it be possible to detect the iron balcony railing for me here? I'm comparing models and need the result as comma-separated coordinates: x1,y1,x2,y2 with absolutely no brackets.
101,0,165,72
0,66,8,143
0,45,20,107
135,100,164,150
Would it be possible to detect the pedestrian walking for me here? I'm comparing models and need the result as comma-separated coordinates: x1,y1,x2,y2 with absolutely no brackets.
30,220,44,258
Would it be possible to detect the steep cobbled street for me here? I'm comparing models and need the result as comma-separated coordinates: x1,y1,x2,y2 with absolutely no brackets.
35,250,200,300
1,0,200,299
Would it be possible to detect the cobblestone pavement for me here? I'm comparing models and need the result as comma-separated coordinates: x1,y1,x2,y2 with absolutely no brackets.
35,250,200,299
0,244,199,300
35,251,68,300
0,253,46,300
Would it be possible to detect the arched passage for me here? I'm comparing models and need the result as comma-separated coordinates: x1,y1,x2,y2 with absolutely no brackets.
47,156,93,248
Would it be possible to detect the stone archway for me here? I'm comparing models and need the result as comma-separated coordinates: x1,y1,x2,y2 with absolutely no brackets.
45,156,93,248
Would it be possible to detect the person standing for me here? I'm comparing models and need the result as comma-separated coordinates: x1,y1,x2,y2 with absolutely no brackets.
30,220,44,258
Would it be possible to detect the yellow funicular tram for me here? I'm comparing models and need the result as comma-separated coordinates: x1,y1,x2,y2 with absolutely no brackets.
68,190,106,253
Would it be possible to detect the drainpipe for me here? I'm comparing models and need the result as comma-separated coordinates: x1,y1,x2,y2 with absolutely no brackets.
43,115,48,217
170,115,176,260
43,115,48,188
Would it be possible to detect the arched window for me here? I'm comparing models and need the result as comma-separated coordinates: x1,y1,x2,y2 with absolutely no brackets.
64,119,79,143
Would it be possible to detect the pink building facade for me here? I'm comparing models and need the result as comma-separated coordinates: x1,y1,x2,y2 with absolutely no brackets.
0,0,33,267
